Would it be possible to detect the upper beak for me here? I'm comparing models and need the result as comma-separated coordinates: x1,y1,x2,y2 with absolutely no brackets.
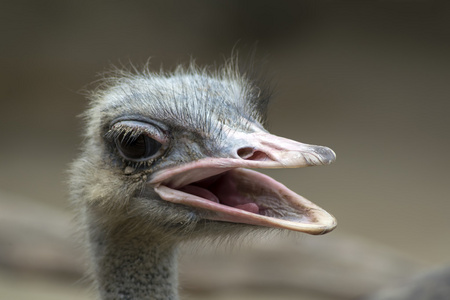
229,131,336,167
151,130,336,188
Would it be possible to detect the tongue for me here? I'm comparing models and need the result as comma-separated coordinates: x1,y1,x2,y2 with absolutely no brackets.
179,184,260,214
179,185,219,203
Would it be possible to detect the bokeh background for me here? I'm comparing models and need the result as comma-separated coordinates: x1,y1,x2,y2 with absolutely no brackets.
1,1,449,299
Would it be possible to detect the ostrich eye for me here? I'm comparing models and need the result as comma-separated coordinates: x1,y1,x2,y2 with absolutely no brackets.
115,132,162,161
109,120,167,162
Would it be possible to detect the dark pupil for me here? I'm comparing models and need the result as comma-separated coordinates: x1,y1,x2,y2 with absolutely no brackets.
116,133,162,160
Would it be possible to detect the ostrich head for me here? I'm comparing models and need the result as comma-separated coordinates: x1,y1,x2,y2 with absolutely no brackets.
70,61,336,299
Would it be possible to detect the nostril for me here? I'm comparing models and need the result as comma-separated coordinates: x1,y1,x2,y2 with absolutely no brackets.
237,147,254,159
237,147,269,161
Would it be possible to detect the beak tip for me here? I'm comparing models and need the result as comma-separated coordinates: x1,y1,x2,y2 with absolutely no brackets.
304,146,336,166
317,147,336,165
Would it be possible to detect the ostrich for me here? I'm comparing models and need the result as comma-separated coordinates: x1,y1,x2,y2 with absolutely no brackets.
70,61,337,300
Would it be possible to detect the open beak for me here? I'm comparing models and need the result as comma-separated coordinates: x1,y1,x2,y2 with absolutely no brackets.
150,130,337,235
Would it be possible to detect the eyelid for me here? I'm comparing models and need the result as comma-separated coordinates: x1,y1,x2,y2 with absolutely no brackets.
110,120,168,144
110,116,169,132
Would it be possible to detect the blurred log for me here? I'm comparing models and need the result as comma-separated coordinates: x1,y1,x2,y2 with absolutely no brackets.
179,233,426,299
362,265,450,300
0,191,84,279
0,190,427,299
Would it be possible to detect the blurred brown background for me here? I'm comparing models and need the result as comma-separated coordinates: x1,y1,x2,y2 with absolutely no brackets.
1,1,449,299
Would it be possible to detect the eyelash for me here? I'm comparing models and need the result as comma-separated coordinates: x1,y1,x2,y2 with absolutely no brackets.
105,124,142,143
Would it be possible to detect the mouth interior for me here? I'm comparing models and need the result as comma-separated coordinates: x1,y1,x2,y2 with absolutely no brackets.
178,172,260,214
172,168,313,223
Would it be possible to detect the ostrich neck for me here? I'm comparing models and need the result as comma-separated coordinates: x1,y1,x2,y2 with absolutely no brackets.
87,222,179,300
